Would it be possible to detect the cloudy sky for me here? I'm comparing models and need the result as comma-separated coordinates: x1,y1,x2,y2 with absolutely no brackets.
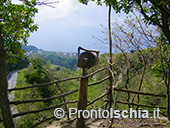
21,0,125,53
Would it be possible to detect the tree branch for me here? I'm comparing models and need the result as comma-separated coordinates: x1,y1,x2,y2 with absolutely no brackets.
138,1,162,28
19,0,59,8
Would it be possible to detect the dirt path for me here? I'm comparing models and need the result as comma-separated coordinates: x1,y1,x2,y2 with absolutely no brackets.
47,117,170,128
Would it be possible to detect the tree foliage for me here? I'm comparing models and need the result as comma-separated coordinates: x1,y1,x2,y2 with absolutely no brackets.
24,57,53,105
1,0,38,56
6,55,29,74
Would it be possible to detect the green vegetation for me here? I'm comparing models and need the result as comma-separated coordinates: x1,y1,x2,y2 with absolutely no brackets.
30,52,77,70
14,56,79,127
13,45,169,127
6,56,29,75
14,54,109,127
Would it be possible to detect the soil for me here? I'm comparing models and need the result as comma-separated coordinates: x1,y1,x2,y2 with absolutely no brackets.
46,117,170,128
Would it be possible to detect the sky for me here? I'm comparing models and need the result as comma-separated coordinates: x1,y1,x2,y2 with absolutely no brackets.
14,0,125,53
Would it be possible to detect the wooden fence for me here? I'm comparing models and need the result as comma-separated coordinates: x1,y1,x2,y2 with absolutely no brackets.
0,64,169,128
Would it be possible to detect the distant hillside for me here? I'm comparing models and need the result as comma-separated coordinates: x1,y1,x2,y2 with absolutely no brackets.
22,45,78,70
31,52,77,70
22,45,43,53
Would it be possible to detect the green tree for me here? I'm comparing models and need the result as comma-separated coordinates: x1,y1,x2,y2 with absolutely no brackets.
24,57,52,105
0,0,37,127
6,55,30,74
151,34,170,119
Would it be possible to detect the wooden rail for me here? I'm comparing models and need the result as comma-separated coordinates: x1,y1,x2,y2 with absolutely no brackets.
29,116,57,128
116,100,167,109
10,76,109,105
10,89,79,105
8,76,80,92
87,90,109,106
12,101,77,118
28,90,109,128
114,88,166,97
8,65,111,93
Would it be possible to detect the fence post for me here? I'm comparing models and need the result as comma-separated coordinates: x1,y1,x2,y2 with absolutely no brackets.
166,86,170,120
76,73,88,128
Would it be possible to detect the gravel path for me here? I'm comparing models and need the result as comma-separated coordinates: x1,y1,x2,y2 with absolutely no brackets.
7,70,19,125
8,71,18,101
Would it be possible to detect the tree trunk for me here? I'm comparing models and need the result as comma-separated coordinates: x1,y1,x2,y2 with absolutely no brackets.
0,26,14,128
161,6,170,44
108,4,113,109
166,85,170,120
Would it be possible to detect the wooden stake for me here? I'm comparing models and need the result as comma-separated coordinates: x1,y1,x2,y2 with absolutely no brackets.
76,75,88,128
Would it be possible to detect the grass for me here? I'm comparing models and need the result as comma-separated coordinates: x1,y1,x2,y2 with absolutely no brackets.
16,68,28,87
